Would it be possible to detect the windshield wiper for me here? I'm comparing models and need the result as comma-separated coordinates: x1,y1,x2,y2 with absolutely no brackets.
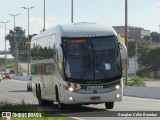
80,56,91,80
94,50,108,79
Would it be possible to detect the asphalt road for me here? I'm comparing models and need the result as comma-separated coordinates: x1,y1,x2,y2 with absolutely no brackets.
0,79,160,120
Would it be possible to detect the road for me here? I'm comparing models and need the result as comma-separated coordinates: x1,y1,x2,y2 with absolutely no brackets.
0,79,160,120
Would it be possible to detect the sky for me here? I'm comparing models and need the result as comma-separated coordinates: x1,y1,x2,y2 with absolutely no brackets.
1,0,160,52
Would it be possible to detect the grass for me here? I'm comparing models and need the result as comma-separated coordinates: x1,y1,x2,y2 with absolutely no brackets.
1,62,27,73
1,117,68,120
0,100,69,120
128,77,146,86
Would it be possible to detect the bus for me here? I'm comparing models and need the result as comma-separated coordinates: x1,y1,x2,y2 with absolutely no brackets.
31,22,127,109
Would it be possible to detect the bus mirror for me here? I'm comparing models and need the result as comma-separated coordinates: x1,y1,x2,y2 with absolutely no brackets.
119,42,127,61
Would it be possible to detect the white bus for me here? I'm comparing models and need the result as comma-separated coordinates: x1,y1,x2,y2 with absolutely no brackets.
31,22,127,109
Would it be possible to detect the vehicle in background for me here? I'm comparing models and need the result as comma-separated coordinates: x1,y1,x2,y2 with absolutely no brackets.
18,72,23,76
27,76,32,91
2,73,11,79
10,70,15,74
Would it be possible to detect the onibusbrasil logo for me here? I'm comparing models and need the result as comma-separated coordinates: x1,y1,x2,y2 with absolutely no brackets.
1,112,42,119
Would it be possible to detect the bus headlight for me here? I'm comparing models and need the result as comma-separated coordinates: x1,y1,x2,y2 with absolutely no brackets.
68,87,74,92
63,83,80,92
115,85,120,89
69,96,74,101
116,94,121,98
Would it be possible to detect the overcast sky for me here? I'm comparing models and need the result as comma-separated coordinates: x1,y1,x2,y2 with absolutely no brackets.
1,0,160,52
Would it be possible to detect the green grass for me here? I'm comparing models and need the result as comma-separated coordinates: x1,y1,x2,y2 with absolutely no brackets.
1,117,69,120
1,117,68,120
0,100,68,120
1,62,27,73
128,77,146,86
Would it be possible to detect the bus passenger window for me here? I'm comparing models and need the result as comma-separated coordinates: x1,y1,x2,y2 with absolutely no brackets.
46,65,51,73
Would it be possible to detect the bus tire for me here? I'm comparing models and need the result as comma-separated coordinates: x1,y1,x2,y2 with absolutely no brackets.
27,86,29,91
37,84,46,106
55,87,66,110
105,102,114,109
36,84,38,98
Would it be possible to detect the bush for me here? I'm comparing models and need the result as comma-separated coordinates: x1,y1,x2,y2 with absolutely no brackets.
136,68,152,78
128,78,146,86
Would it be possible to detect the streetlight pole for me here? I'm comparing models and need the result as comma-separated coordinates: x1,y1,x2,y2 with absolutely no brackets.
158,25,160,42
0,21,10,73
21,6,36,76
125,0,128,86
44,0,46,31
9,13,20,75
71,0,73,23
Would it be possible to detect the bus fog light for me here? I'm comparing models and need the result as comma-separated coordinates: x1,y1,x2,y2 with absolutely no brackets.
115,85,120,89
69,96,74,101
116,94,120,98
68,87,74,92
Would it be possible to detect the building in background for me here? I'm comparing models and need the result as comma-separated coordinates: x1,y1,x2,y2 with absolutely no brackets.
114,26,150,75
113,26,150,41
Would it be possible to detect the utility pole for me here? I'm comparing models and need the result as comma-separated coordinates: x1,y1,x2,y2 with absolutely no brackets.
71,0,73,23
125,0,128,86
9,13,20,75
0,21,10,73
158,25,160,42
44,0,46,31
21,6,36,76
135,42,138,75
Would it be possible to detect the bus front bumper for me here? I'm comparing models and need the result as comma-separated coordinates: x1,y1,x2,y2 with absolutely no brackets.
63,88,122,105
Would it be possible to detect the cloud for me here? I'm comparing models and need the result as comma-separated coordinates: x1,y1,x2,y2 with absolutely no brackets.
152,2,160,10
21,16,43,34
20,16,60,34
1,16,66,51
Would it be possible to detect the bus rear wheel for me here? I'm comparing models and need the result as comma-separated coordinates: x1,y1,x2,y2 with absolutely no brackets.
37,84,46,106
105,102,114,109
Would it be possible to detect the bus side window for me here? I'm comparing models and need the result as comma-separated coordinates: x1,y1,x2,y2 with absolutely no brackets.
42,64,44,74
45,64,51,73
38,64,40,74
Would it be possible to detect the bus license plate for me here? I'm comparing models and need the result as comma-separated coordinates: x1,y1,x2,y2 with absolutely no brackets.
90,96,100,100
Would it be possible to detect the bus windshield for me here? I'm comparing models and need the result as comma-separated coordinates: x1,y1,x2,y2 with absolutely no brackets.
62,36,122,83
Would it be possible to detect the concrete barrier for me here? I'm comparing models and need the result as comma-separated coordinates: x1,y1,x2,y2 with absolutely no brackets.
124,86,160,99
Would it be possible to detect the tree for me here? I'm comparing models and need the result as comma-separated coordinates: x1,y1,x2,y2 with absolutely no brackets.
128,41,136,58
146,48,160,78
138,40,151,68
128,40,151,58
143,35,150,41
138,47,160,78
6,27,37,62
150,32,159,42
6,27,26,57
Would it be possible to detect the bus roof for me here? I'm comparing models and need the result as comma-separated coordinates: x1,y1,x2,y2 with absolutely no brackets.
32,22,117,40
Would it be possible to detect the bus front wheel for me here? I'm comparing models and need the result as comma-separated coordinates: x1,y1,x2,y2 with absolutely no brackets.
105,102,114,109
55,87,67,109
